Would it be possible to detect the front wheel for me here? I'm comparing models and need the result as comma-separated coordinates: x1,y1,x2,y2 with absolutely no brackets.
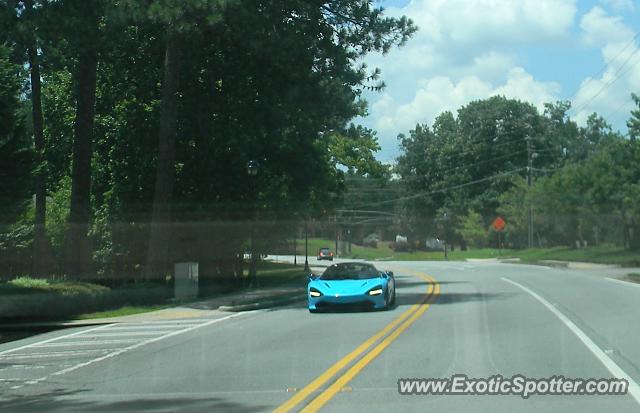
381,289,390,310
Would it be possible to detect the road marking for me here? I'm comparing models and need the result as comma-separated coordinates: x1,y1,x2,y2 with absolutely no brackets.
0,324,111,357
605,277,640,288
301,274,440,413
100,325,194,330
502,277,640,406
32,339,139,347
0,349,109,359
14,311,253,388
74,331,171,337
273,271,437,413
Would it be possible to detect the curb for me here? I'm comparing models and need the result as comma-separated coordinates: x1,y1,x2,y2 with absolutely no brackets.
218,294,305,312
529,260,570,268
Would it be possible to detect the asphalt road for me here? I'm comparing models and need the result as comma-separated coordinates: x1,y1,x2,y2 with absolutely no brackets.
1,258,640,412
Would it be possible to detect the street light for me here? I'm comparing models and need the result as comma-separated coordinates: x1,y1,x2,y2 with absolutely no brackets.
442,212,449,261
304,220,309,272
247,160,259,287
525,137,538,249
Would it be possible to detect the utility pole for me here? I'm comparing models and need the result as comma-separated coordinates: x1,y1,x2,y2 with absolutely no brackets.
526,136,534,249
304,220,309,272
335,214,339,258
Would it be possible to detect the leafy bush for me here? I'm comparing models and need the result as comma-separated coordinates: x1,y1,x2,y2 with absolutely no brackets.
0,277,168,320
460,210,488,248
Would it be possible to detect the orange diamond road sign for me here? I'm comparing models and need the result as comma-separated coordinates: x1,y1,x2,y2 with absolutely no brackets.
492,216,506,232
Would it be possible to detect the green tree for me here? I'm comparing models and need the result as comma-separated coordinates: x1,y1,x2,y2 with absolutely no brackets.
396,97,545,247
22,0,50,277
459,210,488,248
0,44,31,225
628,93,640,142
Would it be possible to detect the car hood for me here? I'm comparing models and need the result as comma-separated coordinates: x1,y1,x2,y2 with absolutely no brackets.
309,278,383,294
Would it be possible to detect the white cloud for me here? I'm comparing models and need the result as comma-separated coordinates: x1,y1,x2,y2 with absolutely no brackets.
493,68,562,108
580,6,634,47
357,0,638,160
572,7,639,126
600,0,636,13
385,0,577,47
371,68,560,142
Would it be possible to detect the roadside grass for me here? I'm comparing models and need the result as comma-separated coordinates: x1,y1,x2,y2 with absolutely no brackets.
295,238,501,261
296,238,640,266
0,261,308,322
626,273,640,283
250,262,307,287
504,246,640,267
295,238,338,257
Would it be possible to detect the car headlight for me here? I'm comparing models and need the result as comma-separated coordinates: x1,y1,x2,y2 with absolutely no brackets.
309,287,322,297
368,287,383,296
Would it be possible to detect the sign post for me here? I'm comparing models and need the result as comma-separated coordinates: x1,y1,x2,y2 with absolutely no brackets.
492,216,506,256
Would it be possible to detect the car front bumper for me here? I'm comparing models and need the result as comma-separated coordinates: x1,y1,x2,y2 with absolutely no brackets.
308,291,385,310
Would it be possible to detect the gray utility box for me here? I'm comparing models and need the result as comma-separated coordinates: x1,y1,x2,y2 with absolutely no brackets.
174,262,199,300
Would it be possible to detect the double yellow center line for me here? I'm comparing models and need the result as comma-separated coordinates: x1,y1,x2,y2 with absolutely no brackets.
274,271,439,413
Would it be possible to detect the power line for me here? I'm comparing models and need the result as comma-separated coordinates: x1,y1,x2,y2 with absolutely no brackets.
353,168,526,209
566,30,640,103
399,133,532,165
402,149,527,182
604,96,634,120
571,46,640,115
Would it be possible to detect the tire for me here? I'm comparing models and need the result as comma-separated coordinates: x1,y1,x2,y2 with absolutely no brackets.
382,289,390,310
309,308,318,313
390,286,396,305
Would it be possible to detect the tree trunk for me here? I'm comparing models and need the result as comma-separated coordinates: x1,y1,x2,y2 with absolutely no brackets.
68,1,99,279
25,0,48,277
145,32,181,281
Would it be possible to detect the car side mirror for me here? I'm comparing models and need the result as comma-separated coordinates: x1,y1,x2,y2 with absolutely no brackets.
380,272,388,279
308,273,317,281
387,271,394,277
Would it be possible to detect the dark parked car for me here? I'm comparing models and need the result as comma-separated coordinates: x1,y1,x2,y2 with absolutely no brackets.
317,247,334,261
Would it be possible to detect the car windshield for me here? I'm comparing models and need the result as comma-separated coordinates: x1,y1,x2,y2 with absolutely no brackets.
320,248,330,253
321,263,380,280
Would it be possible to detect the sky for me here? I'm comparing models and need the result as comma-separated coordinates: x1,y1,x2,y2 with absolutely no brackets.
358,0,640,162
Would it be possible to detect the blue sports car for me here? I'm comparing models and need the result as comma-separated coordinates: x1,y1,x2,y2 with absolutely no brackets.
307,262,396,313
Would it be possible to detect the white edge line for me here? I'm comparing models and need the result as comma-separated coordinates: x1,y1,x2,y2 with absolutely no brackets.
24,311,254,386
605,277,640,288
0,324,112,357
501,277,640,405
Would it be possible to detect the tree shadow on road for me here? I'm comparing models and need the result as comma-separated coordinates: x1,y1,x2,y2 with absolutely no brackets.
395,279,468,288
0,388,270,413
396,291,516,306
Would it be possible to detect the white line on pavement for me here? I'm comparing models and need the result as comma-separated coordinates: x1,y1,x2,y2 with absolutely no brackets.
0,324,112,358
75,331,171,337
605,277,640,288
101,325,197,330
0,349,109,359
33,339,139,347
17,311,254,388
502,277,640,406
126,319,212,324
